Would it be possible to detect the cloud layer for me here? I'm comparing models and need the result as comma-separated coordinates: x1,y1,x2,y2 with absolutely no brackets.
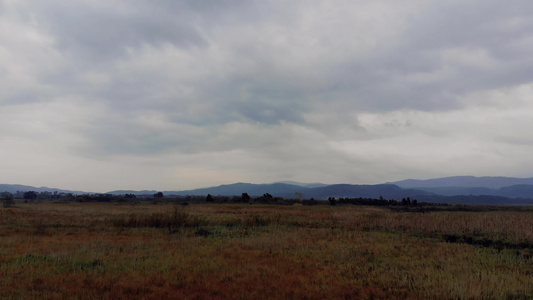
2,0,533,192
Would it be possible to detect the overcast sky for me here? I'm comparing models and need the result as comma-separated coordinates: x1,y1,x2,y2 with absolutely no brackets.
2,0,533,192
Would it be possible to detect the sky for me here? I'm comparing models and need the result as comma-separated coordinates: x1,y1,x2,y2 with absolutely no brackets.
2,0,533,193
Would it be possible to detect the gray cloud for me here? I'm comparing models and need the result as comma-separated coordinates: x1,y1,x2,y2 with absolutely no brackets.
2,0,533,191
33,1,207,61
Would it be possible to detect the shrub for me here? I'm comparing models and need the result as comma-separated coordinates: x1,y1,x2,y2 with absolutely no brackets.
243,214,271,227
110,205,199,233
2,197,14,208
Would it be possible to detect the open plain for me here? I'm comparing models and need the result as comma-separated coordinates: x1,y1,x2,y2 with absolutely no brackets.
1,202,532,299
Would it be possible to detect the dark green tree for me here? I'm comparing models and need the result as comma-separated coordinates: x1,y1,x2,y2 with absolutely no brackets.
23,191,38,200
241,193,250,203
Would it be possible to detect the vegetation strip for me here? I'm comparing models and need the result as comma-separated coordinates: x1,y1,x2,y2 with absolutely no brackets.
1,203,532,299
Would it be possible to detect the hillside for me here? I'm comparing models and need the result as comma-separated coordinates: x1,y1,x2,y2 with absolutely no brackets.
4,176,533,204
389,176,533,199
391,176,533,189
0,184,86,195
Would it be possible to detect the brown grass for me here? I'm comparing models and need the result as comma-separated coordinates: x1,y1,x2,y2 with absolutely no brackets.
0,203,532,299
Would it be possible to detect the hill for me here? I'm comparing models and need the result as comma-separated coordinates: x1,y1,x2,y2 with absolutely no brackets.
389,176,533,199
3,176,533,204
391,176,533,189
0,184,86,195
160,183,430,201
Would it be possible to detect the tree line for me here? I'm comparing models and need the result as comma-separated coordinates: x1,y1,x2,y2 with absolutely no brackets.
2,190,441,208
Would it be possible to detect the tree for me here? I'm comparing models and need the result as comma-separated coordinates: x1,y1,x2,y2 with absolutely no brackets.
38,191,51,199
1,192,13,199
23,191,38,200
154,192,164,198
2,193,14,208
206,194,214,202
241,193,250,203
328,197,337,206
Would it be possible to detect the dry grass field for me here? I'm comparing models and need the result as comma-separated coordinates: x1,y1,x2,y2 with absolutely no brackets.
1,202,532,299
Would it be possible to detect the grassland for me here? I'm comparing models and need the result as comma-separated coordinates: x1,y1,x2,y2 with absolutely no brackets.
1,202,532,299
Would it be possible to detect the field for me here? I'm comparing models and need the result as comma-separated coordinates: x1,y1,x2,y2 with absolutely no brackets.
1,202,532,299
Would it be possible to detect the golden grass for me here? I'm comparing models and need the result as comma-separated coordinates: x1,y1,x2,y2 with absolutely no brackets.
0,203,532,299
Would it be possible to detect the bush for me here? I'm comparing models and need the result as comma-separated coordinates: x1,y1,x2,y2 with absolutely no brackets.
2,197,14,208
243,214,271,227
110,206,199,233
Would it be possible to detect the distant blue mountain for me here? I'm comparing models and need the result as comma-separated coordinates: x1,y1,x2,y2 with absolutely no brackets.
391,176,533,189
389,176,533,199
498,184,533,199
166,182,307,198
4,176,533,204
107,189,158,195
0,184,86,194
159,182,430,201
295,184,429,200
409,186,498,197
274,181,328,188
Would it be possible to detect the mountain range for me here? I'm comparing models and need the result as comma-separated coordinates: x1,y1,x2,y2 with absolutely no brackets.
3,176,533,204
391,176,533,189
390,176,533,198
0,184,86,195
154,182,431,200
